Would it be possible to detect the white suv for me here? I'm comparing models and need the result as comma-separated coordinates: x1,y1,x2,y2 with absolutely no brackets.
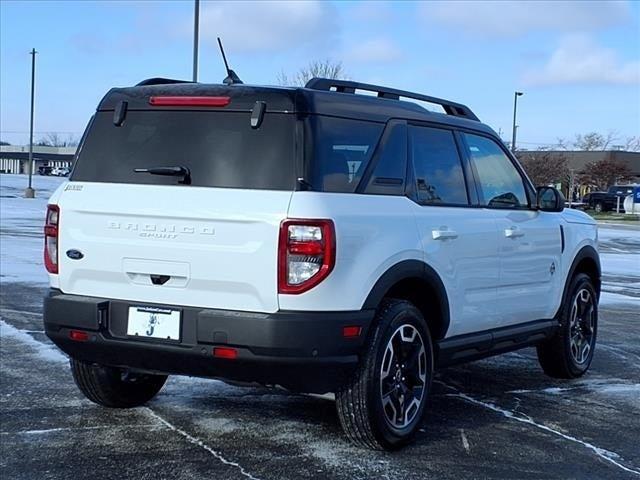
43,78,600,450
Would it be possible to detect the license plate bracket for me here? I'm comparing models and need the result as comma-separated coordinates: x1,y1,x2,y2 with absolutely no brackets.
127,306,181,341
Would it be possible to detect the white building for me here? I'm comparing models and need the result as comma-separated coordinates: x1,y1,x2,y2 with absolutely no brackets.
0,145,76,174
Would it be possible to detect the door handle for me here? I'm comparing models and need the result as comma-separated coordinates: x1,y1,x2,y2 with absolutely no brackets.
505,226,525,238
432,228,458,240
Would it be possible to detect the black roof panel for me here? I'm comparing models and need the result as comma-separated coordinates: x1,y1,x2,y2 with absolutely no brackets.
97,78,495,136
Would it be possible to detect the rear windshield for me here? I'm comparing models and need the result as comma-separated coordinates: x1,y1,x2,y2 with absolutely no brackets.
72,111,296,190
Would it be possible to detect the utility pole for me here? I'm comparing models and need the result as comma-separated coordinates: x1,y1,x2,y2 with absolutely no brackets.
511,91,523,154
192,0,199,82
25,48,37,199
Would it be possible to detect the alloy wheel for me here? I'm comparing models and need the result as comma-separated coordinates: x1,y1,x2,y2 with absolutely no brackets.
569,288,595,364
379,324,427,429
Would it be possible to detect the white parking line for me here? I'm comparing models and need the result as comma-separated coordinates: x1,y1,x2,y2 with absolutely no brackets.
0,308,41,317
144,407,261,480
447,392,640,476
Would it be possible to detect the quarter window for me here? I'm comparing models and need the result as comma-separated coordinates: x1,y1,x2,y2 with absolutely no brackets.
307,116,383,193
409,126,468,205
463,133,529,208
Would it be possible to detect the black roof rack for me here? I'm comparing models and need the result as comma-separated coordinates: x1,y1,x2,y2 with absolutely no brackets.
135,77,194,87
305,78,479,122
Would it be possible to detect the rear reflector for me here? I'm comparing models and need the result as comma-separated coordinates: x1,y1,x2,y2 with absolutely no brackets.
69,330,89,342
148,96,231,107
342,326,362,338
213,347,238,359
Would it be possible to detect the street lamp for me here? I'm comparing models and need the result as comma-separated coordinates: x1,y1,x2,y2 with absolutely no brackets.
192,0,199,82
511,91,523,153
25,48,37,199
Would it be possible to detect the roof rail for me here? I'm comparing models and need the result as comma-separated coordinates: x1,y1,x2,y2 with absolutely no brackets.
135,78,194,87
305,78,479,122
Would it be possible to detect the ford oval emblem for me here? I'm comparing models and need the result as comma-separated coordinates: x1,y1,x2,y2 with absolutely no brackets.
66,249,84,260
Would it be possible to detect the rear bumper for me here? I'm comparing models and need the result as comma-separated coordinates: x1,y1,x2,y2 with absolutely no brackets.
43,289,373,393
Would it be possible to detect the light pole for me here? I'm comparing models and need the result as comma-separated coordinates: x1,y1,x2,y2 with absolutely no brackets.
192,0,199,82
511,91,523,153
25,48,37,199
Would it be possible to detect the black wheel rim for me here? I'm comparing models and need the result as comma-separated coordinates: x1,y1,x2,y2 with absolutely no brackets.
379,324,427,429
120,370,147,384
569,288,595,365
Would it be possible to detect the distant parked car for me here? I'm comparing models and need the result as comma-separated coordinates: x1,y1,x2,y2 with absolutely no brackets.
583,185,636,213
52,167,70,177
38,165,53,176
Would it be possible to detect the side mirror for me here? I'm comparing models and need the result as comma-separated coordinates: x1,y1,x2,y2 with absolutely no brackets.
537,186,565,212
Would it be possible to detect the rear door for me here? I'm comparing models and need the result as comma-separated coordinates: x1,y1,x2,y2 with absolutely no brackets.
59,108,297,313
408,125,501,337
460,132,563,325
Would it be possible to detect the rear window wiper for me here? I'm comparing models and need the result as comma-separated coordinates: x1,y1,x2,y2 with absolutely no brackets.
134,166,191,185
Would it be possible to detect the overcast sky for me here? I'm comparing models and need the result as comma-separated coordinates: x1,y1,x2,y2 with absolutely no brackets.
1,0,639,148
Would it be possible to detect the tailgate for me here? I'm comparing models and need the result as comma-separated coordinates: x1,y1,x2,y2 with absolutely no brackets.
56,183,292,313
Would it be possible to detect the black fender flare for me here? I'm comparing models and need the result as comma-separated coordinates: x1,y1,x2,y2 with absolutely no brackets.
555,245,601,318
362,259,450,339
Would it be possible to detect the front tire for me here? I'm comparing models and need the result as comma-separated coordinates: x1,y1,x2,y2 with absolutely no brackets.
336,299,433,450
537,273,598,379
70,358,167,408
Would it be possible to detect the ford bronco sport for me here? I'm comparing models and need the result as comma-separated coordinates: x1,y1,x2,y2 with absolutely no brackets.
43,77,600,450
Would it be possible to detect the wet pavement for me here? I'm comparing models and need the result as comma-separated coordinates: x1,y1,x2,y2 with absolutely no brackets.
1,175,639,479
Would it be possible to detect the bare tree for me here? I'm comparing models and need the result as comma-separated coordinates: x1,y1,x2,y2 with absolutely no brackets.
573,131,618,151
579,158,633,190
624,136,640,152
518,150,570,188
36,133,78,147
277,59,347,87
555,138,569,150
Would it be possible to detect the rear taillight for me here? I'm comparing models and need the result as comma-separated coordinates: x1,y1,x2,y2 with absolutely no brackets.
278,219,335,294
44,205,59,274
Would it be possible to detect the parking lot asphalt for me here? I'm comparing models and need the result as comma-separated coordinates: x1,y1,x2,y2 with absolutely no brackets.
1,176,639,479
1,280,639,480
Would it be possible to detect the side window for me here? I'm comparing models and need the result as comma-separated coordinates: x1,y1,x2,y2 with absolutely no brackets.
364,122,407,195
463,133,529,208
307,116,384,193
409,126,468,205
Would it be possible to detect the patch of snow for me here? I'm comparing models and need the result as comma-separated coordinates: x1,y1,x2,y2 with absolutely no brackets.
600,253,640,278
599,291,640,306
1,174,65,285
508,382,640,396
0,319,67,363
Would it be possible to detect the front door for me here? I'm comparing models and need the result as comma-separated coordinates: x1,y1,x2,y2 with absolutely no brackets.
460,132,563,326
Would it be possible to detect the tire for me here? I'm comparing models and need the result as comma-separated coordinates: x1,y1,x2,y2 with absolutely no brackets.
594,202,603,213
336,299,434,450
536,273,598,379
70,358,167,408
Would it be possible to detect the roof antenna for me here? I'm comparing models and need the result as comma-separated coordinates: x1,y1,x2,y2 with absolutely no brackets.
217,37,243,85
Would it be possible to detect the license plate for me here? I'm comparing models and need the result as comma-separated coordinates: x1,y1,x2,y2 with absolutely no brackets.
127,306,181,341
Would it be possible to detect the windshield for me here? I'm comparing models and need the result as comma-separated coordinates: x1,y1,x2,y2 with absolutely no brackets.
72,110,297,190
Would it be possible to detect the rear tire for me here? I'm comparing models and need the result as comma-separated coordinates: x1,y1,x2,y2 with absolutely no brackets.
70,358,167,408
336,299,433,450
537,273,598,379
594,202,603,213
